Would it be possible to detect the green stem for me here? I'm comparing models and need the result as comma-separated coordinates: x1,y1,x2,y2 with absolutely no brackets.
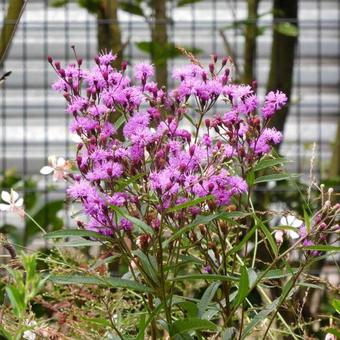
24,212,46,235
261,265,306,339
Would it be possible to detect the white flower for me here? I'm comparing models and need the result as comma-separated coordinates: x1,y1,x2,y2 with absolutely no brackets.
325,334,336,340
23,330,36,340
23,320,37,340
0,189,25,218
40,156,70,181
279,215,302,239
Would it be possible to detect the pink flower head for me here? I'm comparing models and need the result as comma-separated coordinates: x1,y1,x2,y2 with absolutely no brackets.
97,51,117,65
262,90,288,119
134,62,154,82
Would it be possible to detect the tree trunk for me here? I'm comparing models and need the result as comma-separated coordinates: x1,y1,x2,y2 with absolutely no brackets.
266,0,298,136
151,0,168,87
97,0,123,69
0,0,26,68
242,0,260,84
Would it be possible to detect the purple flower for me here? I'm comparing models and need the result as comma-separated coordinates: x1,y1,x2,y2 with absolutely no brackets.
97,51,117,65
172,64,203,81
134,62,154,81
253,128,283,155
109,192,129,207
123,112,150,138
238,94,259,114
67,96,88,114
119,218,133,231
262,90,287,119
202,134,212,147
67,180,94,199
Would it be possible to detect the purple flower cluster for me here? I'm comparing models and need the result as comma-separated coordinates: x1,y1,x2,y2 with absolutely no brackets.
50,52,287,236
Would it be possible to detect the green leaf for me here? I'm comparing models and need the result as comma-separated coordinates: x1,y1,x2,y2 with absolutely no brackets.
257,219,278,256
49,274,153,293
275,22,299,37
119,0,144,16
233,266,249,307
302,245,340,252
116,173,143,191
171,274,237,282
0,325,12,339
254,173,297,184
78,0,101,13
197,282,220,317
55,240,103,247
176,301,199,318
219,211,250,221
167,195,213,213
262,268,299,280
133,250,159,284
246,171,255,186
44,229,113,242
170,318,218,336
114,114,126,130
136,41,202,64
241,298,280,339
110,206,155,235
6,285,26,318
253,157,288,172
177,0,203,7
183,112,196,127
137,302,164,340
50,0,69,7
162,213,223,247
332,299,340,314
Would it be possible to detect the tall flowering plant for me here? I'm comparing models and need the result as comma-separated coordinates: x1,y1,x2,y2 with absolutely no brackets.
44,51,339,339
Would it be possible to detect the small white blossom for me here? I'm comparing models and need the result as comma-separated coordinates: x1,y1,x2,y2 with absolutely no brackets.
23,330,36,340
40,156,70,181
22,320,37,340
0,189,25,218
280,215,302,239
325,334,336,340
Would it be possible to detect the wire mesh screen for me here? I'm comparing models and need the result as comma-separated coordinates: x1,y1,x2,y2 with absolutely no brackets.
0,0,339,233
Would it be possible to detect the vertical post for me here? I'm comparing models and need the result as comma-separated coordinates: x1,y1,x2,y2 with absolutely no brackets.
266,0,298,135
151,0,168,87
97,0,122,69
242,0,259,84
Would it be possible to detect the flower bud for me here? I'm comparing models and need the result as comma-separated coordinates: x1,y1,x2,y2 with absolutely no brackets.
136,234,151,250
59,69,65,77
189,145,196,157
199,224,206,235
221,56,228,67
121,61,128,71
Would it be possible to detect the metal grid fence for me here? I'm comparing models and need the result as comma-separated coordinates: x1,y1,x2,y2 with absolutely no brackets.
0,0,339,231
